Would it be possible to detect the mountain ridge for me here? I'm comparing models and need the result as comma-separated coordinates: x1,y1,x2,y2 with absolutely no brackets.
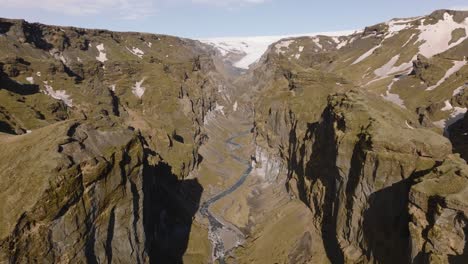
0,8,467,263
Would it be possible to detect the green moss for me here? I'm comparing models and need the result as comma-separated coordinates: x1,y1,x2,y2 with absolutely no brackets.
449,28,467,45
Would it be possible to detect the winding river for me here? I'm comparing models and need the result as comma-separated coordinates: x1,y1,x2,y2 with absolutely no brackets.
199,130,253,263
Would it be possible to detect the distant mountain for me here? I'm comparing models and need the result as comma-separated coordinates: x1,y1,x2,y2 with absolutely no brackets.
199,30,355,69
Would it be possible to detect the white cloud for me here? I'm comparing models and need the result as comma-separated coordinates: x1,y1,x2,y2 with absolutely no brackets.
192,0,267,7
0,0,155,20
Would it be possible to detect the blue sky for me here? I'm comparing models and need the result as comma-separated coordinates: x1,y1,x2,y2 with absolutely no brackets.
0,0,467,38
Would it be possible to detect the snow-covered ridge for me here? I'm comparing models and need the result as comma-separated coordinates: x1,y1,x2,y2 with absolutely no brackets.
199,30,355,70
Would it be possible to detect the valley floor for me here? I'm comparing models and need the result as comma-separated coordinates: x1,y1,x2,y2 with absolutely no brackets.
183,107,329,263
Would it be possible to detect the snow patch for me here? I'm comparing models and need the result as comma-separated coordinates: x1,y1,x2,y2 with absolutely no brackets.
453,85,466,96
426,59,466,91
275,40,295,54
96,43,108,63
126,46,145,59
36,72,41,77
336,39,349,49
381,78,406,108
417,12,468,58
441,100,454,111
405,121,415,129
433,107,467,132
233,101,238,112
384,17,419,39
374,55,415,77
43,82,73,107
312,37,322,49
26,77,34,84
132,79,146,98
110,84,116,92
402,33,416,47
352,44,382,65
199,30,355,70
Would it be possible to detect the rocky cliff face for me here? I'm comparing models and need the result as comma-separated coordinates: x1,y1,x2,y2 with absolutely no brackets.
0,18,227,263
0,119,146,263
409,156,468,263
249,9,468,264
1,9,468,264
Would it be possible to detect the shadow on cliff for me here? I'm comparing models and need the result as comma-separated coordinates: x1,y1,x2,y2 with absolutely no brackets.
143,156,203,264
0,71,40,95
362,177,413,264
286,107,345,263
362,164,440,264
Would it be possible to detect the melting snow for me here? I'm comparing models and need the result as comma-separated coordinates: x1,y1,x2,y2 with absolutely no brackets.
275,40,295,54
426,59,466,91
352,44,382,65
36,72,41,77
233,101,238,112
417,12,468,58
312,37,322,49
433,107,467,131
298,46,304,52
110,84,116,92
147,42,152,48
126,47,145,59
381,78,406,108
441,100,454,111
96,43,108,63
384,17,419,39
453,85,466,96
26,77,34,84
132,79,146,98
43,82,73,107
199,30,355,69
336,39,349,49
402,33,416,47
405,121,415,129
374,54,415,77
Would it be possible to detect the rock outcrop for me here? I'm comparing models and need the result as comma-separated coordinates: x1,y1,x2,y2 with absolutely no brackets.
0,17,225,263
0,118,147,263
409,155,468,263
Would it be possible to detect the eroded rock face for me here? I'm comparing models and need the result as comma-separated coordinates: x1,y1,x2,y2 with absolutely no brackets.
0,17,224,264
409,156,468,263
450,113,468,162
293,91,452,263
253,90,462,263
0,119,147,263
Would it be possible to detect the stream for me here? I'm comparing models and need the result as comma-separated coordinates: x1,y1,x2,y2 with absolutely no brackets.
199,130,253,263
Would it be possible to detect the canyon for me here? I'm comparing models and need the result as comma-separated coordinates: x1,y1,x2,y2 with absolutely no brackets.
0,8,468,264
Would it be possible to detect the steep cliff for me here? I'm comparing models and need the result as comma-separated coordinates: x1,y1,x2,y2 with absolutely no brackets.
0,18,227,263
249,9,468,264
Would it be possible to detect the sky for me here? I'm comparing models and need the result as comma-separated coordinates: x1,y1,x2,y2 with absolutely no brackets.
0,0,467,38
